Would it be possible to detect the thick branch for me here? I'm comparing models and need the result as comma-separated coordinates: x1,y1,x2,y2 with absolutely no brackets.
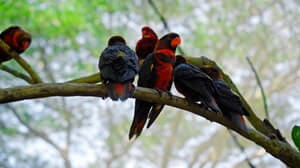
0,83,299,167
0,39,43,83
0,64,34,84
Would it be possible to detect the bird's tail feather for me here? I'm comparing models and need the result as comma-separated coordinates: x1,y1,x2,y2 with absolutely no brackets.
208,99,222,114
128,101,152,140
107,82,134,101
129,118,146,140
147,104,164,129
230,114,248,131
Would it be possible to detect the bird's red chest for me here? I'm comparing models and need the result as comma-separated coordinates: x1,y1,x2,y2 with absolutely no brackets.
154,64,173,90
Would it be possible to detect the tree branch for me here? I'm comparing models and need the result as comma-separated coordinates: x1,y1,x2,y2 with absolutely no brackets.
161,112,182,168
246,56,269,119
5,105,61,151
0,83,299,167
0,64,34,84
23,55,287,140
0,39,43,83
65,73,100,83
228,130,256,168
6,104,72,168
147,0,185,55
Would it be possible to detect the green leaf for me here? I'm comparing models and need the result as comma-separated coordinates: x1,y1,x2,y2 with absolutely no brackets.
291,125,300,151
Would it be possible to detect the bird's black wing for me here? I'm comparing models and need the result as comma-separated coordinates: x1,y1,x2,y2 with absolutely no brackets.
174,64,215,97
137,53,156,87
213,80,248,115
129,53,155,139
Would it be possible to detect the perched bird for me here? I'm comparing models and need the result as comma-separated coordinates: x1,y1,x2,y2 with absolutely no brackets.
0,26,31,63
129,33,181,139
135,26,158,67
173,55,222,114
98,36,139,101
200,66,249,131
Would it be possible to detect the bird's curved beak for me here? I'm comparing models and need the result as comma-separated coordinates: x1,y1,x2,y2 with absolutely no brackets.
171,37,181,48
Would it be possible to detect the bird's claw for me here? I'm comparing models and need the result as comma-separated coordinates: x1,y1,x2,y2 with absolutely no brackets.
186,99,194,106
154,88,163,97
165,90,173,100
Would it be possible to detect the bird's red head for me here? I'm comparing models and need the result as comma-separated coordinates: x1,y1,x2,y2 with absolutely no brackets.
201,67,223,80
141,26,158,40
154,33,181,56
108,36,126,46
0,26,31,53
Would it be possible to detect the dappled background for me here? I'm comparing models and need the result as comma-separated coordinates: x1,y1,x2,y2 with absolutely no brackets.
0,0,300,167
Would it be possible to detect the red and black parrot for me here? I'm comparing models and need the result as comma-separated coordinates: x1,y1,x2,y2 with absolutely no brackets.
173,55,222,114
135,26,158,67
98,36,139,101
0,26,31,63
200,66,249,131
129,33,181,139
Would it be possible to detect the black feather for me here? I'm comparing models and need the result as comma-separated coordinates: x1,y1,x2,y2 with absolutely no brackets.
99,44,138,83
212,80,249,116
174,63,222,113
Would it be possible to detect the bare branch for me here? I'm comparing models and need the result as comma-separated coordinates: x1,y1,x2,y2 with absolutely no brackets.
65,73,100,83
147,0,185,55
0,64,34,84
5,104,72,168
0,39,43,83
228,130,256,168
246,56,269,119
161,112,182,168
0,83,299,167
5,105,61,151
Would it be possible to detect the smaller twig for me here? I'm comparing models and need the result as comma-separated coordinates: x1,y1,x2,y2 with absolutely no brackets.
0,64,34,84
5,105,61,151
263,119,287,143
228,130,256,168
147,0,185,55
65,73,101,83
246,56,269,119
0,39,43,83
13,56,43,83
148,0,170,31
